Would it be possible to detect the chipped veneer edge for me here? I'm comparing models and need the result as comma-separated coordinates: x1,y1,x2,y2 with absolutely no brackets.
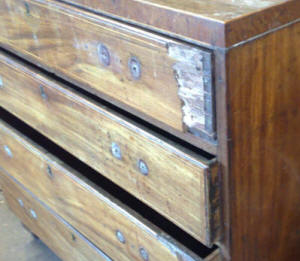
168,43,215,141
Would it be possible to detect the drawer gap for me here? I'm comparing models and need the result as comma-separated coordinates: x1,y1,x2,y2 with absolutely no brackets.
0,107,218,258
0,46,216,158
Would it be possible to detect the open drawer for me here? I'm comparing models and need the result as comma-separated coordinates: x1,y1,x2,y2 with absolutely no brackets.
0,121,221,260
0,51,220,245
0,170,113,261
0,0,216,151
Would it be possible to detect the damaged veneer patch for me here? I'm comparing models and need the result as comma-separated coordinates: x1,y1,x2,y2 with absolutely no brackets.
168,43,215,141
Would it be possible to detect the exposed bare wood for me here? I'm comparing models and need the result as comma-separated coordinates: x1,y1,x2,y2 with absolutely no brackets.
0,51,220,244
0,0,217,150
168,44,215,140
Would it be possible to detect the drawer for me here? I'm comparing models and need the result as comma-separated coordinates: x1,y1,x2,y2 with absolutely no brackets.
0,121,220,261
0,52,220,245
0,171,112,261
0,0,216,152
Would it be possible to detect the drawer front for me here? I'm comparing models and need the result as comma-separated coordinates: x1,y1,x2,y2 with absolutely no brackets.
0,52,220,245
0,0,216,151
0,121,220,261
0,171,112,261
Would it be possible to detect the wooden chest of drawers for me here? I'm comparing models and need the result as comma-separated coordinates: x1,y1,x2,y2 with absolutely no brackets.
0,0,299,260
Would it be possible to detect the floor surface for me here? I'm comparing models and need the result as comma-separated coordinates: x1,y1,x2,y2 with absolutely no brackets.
0,189,61,261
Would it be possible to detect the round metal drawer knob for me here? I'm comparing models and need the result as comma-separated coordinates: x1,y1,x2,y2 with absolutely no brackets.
111,142,122,160
18,199,24,207
4,145,13,158
30,209,37,219
138,159,149,176
116,230,126,244
46,165,54,178
129,56,141,80
139,247,149,261
98,44,111,67
0,76,3,88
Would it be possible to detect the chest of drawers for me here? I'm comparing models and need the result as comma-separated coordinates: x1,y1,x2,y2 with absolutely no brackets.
0,0,299,260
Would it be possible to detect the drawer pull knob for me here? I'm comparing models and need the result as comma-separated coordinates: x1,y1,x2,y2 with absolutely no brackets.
24,2,30,15
3,145,13,158
116,230,126,244
18,198,24,207
47,165,54,178
129,56,141,80
39,85,47,100
29,209,37,219
138,159,149,176
98,44,110,67
139,247,149,261
71,234,76,241
0,76,3,88
111,142,122,159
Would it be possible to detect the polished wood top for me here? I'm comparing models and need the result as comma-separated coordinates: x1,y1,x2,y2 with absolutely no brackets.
124,0,290,21
61,0,299,47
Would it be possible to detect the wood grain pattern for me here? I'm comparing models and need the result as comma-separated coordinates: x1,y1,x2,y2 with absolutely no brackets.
0,121,219,261
1,171,112,261
225,21,300,261
205,249,222,261
58,0,300,47
0,51,220,245
214,49,231,260
0,0,217,150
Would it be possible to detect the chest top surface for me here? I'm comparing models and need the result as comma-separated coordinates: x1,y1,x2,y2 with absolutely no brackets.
60,0,299,47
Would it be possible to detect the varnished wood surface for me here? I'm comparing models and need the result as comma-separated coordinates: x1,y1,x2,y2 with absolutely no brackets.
0,121,219,261
1,171,112,261
205,249,222,261
59,0,300,47
0,51,220,245
0,0,217,151
225,21,300,261
0,183,61,261
214,49,230,260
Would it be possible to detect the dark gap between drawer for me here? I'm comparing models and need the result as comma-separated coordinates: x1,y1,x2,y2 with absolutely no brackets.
0,46,215,160
0,107,217,257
